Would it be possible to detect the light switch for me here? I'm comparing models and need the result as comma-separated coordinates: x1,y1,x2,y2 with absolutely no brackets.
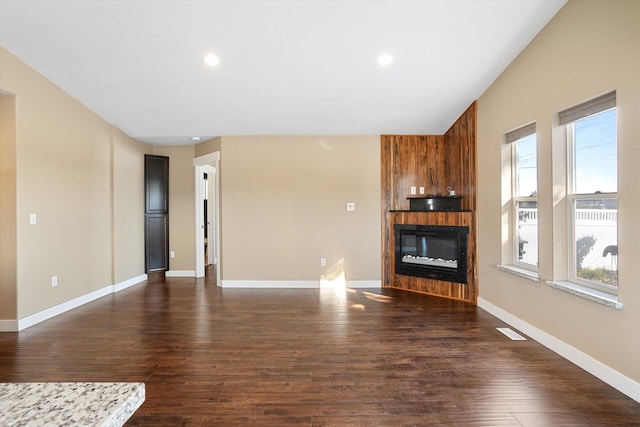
346,202,356,212
419,187,425,195
29,213,37,225
410,186,417,195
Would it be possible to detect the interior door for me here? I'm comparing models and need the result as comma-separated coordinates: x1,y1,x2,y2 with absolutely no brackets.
204,165,216,265
145,154,169,272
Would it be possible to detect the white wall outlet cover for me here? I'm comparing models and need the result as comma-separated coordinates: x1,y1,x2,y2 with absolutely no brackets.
410,186,417,195
419,187,425,194
29,213,37,225
346,202,356,211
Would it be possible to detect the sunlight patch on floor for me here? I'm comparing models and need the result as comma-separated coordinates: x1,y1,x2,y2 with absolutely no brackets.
363,291,393,303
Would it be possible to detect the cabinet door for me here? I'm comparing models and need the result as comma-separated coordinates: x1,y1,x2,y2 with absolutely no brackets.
145,155,169,272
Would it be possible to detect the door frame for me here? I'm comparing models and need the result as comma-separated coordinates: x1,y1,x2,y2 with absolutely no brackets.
193,152,220,281
202,165,216,266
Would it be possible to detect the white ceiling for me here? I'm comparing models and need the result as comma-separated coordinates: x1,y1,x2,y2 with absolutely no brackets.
0,0,566,145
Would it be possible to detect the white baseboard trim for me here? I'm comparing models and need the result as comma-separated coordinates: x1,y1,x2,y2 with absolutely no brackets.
345,280,381,289
0,319,19,332
3,274,148,332
220,280,381,289
165,270,195,277
478,296,640,403
114,274,147,292
18,285,113,331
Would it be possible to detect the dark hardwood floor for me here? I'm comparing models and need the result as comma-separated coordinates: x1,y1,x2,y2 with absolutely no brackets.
1,271,638,426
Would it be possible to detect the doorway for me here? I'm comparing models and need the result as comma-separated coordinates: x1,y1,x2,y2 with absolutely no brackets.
194,152,220,282
202,166,216,266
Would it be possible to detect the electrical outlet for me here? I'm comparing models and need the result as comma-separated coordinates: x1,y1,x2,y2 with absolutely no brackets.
346,202,356,212
51,276,58,287
410,186,417,195
320,258,327,267
170,251,176,258
419,187,425,195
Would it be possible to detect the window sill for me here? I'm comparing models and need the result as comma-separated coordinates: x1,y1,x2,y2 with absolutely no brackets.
546,281,623,309
497,264,541,282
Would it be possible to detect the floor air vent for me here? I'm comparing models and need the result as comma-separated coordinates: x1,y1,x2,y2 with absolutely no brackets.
496,327,527,340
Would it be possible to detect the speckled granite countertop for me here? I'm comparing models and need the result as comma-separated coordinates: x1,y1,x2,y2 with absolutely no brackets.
0,382,145,427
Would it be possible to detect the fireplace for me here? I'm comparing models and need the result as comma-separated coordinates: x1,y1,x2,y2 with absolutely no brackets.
394,224,469,284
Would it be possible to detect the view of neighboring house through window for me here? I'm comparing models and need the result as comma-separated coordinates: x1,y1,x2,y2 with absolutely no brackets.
561,91,617,291
507,123,538,269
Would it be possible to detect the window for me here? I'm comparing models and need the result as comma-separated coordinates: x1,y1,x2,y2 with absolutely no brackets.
561,92,617,292
507,123,538,269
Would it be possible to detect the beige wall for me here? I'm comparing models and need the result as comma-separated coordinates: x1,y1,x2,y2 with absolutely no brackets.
0,94,17,319
153,145,196,272
219,136,380,283
477,0,640,382
1,47,112,317
0,47,151,319
194,137,221,158
112,127,152,283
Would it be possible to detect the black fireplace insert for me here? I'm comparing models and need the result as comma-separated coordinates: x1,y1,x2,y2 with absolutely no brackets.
394,224,469,284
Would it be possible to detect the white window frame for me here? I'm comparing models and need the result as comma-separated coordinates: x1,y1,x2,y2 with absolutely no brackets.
508,125,538,270
565,109,618,294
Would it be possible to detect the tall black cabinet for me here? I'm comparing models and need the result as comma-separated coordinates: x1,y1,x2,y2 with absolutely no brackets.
144,154,169,273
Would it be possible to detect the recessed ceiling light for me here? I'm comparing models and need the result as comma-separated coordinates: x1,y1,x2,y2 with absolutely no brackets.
378,53,393,66
191,136,201,142
203,54,220,67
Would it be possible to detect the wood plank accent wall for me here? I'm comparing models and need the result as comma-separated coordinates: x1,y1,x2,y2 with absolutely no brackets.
381,135,444,211
381,102,478,303
444,102,477,212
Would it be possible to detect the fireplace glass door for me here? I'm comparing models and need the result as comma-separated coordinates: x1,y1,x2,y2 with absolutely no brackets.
394,224,468,284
